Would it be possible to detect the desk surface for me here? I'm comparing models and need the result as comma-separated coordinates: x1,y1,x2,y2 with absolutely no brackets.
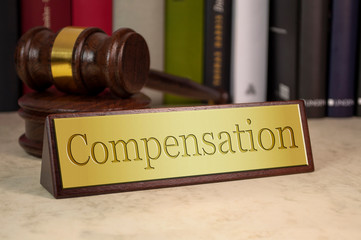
1,112,360,240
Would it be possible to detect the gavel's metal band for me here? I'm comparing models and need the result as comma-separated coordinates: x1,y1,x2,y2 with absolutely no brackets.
51,27,85,92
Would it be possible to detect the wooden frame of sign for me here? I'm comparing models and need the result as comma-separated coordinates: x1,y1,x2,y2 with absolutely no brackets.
41,100,314,198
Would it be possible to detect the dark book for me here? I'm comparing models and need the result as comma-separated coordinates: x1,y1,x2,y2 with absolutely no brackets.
357,75,361,116
268,0,299,102
357,15,361,116
327,0,359,117
355,2,361,117
204,0,232,99
268,0,330,118
0,0,21,111
298,0,330,118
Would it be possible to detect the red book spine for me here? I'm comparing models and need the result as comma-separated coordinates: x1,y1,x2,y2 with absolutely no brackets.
20,0,71,94
21,0,71,32
72,0,113,35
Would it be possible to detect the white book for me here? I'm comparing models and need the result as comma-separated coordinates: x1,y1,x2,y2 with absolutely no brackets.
113,0,165,106
231,0,269,103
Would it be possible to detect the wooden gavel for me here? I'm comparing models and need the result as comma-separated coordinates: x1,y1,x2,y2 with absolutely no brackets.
15,26,228,104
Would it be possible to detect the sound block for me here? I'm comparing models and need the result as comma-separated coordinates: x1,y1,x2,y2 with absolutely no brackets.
18,88,151,158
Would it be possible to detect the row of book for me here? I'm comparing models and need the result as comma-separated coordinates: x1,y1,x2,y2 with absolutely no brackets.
1,0,360,119
165,0,361,118
268,0,360,118
164,0,269,108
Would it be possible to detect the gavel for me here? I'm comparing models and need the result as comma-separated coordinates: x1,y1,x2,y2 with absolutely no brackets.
15,26,228,104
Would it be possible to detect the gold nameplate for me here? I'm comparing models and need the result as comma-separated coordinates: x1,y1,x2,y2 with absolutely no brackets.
41,101,314,198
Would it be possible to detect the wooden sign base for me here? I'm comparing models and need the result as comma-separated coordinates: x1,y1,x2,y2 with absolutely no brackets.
18,88,151,157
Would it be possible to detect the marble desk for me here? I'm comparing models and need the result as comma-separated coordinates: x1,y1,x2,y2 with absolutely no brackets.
1,112,360,239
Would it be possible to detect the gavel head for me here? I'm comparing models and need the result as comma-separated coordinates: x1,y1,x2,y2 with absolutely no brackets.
15,26,150,98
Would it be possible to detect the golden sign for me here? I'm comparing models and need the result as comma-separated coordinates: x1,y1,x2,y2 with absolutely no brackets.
41,101,314,198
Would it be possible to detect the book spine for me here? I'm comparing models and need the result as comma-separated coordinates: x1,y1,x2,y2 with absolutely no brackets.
204,0,232,99
21,0,72,32
298,0,330,118
20,0,72,95
72,0,113,35
231,0,269,103
357,76,361,116
327,0,359,117
355,2,361,117
0,0,21,111
112,0,165,106
357,19,361,116
164,0,204,105
267,0,299,102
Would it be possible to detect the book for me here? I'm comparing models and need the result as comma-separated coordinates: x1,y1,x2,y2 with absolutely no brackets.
231,0,269,104
0,0,21,111
21,0,71,33
204,0,232,101
72,0,113,35
268,0,330,118
327,0,359,117
21,0,112,34
357,75,361,116
357,14,361,116
268,0,298,102
20,0,72,95
298,0,330,118
164,0,204,105
113,0,165,106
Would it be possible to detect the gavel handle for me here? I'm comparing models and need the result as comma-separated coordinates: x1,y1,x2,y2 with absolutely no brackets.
146,69,229,104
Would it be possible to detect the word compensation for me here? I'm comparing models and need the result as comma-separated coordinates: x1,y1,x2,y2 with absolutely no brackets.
66,119,299,170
